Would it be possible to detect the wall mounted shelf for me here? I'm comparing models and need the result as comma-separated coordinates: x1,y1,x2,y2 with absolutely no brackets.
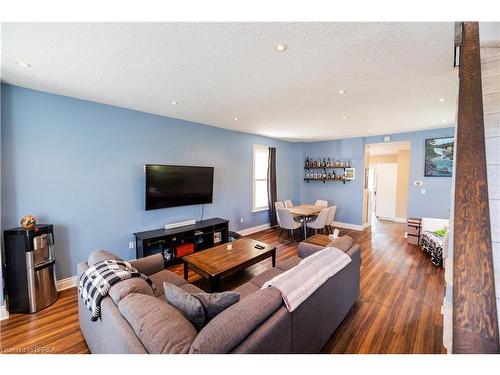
303,166,348,170
304,157,355,184
303,178,350,184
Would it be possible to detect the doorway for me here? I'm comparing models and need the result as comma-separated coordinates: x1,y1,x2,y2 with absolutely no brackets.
363,141,411,226
373,163,398,220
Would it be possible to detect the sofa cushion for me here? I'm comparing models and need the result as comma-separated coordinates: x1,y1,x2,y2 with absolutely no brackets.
248,268,284,288
149,269,187,296
193,291,240,321
108,277,155,305
189,288,282,354
276,256,301,272
164,282,206,330
180,283,205,294
129,253,164,276
164,282,240,330
298,242,323,258
118,293,197,354
88,249,122,267
232,283,260,299
327,236,354,252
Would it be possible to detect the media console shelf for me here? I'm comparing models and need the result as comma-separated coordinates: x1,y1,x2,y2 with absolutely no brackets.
134,217,229,267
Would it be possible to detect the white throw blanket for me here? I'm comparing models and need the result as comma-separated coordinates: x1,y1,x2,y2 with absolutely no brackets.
262,247,352,312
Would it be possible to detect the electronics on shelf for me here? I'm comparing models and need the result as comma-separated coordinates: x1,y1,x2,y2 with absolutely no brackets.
165,219,197,230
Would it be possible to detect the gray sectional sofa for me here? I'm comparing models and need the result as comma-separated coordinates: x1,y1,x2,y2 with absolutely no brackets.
77,236,360,354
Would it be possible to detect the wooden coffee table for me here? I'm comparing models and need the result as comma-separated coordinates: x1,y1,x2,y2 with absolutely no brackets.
182,238,276,292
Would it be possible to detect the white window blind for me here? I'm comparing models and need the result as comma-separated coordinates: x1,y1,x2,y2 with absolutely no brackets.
253,145,269,211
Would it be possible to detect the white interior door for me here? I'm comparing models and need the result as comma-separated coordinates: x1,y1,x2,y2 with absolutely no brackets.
374,163,398,220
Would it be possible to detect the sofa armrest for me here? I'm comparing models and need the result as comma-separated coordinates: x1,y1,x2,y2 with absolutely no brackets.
345,243,361,265
129,253,164,276
298,242,324,258
77,261,89,280
298,236,355,258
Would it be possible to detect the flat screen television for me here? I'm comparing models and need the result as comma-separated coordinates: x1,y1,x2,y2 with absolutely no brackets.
145,165,214,210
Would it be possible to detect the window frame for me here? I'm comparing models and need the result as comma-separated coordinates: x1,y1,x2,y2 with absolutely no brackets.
252,144,269,212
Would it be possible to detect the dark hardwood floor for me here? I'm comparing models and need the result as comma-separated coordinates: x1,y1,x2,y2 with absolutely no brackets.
0,218,445,354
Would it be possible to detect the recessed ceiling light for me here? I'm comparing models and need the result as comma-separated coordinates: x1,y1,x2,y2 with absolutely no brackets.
171,101,178,105
438,98,446,102
233,117,239,122
17,61,31,68
367,129,372,133
342,115,348,120
275,44,287,52
338,90,346,95
442,119,446,123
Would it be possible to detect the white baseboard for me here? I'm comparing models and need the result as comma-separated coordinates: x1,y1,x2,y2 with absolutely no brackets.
237,223,272,236
0,277,78,320
331,221,370,231
56,276,77,291
1,300,9,321
377,216,407,223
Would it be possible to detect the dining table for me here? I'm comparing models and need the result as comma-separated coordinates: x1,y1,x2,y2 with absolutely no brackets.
289,204,323,239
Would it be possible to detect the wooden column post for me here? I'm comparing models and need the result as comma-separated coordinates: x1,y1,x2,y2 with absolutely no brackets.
452,22,500,354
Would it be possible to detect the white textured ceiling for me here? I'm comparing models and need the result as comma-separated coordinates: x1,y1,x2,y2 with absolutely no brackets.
1,22,459,142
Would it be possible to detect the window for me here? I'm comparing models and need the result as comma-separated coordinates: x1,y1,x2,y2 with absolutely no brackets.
253,144,269,212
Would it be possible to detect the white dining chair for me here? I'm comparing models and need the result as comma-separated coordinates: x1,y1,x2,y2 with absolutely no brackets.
284,200,294,208
325,206,337,234
274,201,285,227
315,200,328,207
276,208,302,241
306,207,330,235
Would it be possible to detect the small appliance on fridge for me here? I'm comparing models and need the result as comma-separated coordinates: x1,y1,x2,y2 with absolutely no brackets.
3,224,58,313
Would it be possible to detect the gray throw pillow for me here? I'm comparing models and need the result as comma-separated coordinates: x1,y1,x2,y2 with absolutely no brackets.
163,282,240,330
164,282,205,330
193,291,240,321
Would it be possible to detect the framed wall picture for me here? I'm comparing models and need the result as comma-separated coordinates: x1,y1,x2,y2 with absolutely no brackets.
424,137,454,177
345,167,356,180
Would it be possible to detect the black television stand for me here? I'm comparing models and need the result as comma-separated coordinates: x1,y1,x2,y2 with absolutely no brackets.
133,218,229,267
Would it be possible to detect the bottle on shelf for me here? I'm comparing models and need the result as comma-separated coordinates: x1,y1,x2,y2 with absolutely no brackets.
322,158,326,167
328,172,332,179
322,169,327,179
326,158,331,167
334,159,340,168
313,159,317,168
305,170,310,179
332,170,336,179
346,159,351,168
305,157,310,168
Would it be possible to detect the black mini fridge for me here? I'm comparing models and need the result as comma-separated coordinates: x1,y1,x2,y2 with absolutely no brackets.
3,224,58,313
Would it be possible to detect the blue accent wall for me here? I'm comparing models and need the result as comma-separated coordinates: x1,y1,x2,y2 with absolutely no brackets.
364,128,455,220
300,138,366,225
1,83,454,282
299,127,455,225
1,84,302,279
